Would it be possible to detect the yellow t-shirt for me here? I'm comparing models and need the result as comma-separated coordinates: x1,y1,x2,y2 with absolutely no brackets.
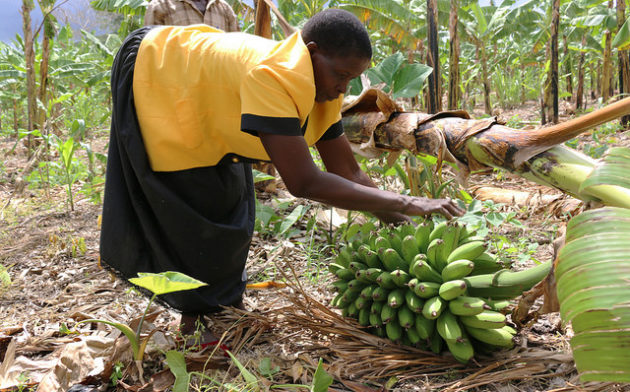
132,25,344,171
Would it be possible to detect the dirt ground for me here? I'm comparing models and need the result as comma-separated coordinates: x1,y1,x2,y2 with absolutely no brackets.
1,101,630,391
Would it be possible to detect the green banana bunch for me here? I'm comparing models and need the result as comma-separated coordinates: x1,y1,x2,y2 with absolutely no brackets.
328,218,549,363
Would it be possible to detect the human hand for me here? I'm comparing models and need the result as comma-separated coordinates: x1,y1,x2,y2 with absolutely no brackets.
402,196,465,220
373,211,415,225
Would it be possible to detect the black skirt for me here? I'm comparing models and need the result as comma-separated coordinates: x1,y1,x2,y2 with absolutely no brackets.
100,27,254,313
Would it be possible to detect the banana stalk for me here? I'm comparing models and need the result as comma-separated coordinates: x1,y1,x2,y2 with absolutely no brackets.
342,89,630,208
468,140,630,208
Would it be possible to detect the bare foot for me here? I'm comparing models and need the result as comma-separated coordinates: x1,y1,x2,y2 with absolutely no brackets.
179,313,217,348
178,299,243,349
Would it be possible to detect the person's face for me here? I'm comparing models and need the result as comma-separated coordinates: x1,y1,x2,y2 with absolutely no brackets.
307,42,370,103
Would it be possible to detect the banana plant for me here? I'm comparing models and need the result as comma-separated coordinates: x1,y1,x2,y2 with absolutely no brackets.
612,8,630,51
337,0,427,56
55,136,80,211
90,0,147,36
0,42,27,137
279,0,328,19
225,0,255,26
576,0,617,101
458,2,510,114
456,0,545,110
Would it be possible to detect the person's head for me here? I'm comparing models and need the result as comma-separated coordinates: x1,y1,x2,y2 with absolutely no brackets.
301,9,372,102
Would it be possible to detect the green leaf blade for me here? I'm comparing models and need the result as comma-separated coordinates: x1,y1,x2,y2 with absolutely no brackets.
129,271,207,296
613,17,630,50
166,350,191,392
366,52,405,88
392,63,433,99
278,205,307,236
311,358,333,392
79,319,140,358
226,350,260,391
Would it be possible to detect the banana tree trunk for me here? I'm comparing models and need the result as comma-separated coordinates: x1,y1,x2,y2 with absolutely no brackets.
479,44,491,115
21,0,36,156
550,0,559,123
594,62,600,99
602,31,612,103
38,34,50,134
617,0,630,125
252,0,282,192
254,0,271,38
447,0,460,111
541,37,553,124
13,96,19,136
254,0,294,38
563,35,573,102
342,89,630,207
520,64,526,105
576,36,586,110
556,207,630,382
426,0,441,114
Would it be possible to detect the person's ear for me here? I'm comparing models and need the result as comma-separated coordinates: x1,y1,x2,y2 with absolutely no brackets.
305,41,319,55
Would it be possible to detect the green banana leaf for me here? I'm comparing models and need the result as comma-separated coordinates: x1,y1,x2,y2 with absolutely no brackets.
364,53,433,99
579,147,630,208
612,17,630,51
580,147,630,193
556,207,630,382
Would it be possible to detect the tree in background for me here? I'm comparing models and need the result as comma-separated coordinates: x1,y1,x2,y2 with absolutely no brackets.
54,0,123,36
616,0,630,125
21,0,36,154
541,0,560,124
90,0,146,36
447,0,460,110
37,0,58,138
426,0,440,113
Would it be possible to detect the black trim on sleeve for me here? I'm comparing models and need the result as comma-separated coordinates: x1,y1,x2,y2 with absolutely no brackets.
318,120,344,141
300,117,308,135
215,153,266,165
241,114,301,137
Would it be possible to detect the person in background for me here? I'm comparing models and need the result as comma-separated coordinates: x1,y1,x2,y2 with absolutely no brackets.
144,0,239,32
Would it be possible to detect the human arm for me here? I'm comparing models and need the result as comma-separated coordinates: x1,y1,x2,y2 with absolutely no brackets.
224,2,239,32
316,134,412,224
258,132,463,220
207,0,240,31
144,0,165,26
315,134,464,222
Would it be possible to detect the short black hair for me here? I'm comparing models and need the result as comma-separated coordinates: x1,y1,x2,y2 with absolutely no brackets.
301,8,372,59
